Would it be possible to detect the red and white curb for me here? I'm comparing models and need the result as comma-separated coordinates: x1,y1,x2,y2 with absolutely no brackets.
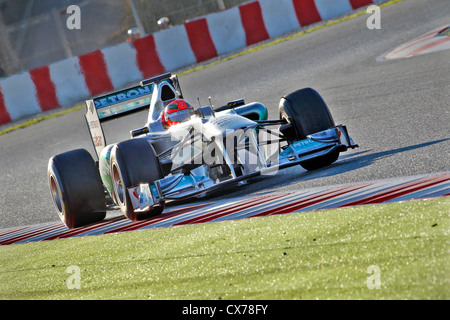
0,172,448,246
0,0,384,126
381,25,450,60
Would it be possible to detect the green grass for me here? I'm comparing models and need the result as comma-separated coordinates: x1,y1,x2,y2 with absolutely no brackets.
0,197,448,300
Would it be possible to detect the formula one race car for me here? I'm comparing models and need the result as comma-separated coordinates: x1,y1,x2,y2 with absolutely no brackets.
48,73,358,228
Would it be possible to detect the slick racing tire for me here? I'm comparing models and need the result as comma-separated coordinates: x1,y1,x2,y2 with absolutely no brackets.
110,138,165,221
279,88,339,171
48,149,106,229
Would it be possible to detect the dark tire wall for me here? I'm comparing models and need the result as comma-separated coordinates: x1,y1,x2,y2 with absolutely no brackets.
48,149,106,229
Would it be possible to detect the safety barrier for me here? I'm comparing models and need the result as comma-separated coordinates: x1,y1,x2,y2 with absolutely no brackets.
0,0,383,125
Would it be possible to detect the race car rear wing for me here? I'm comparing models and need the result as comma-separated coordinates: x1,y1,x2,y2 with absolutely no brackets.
85,72,183,158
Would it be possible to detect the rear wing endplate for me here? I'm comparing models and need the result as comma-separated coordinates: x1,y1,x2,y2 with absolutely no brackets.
85,73,182,158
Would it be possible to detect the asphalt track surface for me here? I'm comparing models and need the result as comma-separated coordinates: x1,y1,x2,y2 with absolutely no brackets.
0,0,448,229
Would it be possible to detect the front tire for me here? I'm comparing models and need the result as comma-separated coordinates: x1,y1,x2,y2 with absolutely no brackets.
279,88,339,171
48,149,106,229
110,139,165,221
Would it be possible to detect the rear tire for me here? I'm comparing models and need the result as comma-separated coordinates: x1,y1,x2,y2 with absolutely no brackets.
110,139,165,221
279,88,339,171
48,149,106,229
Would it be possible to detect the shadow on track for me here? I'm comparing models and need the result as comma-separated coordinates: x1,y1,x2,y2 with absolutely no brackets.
165,138,449,206
331,138,449,172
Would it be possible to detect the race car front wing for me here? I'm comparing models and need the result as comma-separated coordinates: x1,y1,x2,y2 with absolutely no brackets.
128,125,358,212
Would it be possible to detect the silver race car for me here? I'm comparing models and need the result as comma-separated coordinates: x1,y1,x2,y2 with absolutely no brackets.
48,73,358,228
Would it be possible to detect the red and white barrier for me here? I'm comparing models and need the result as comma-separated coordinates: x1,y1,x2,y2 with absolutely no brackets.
0,0,381,126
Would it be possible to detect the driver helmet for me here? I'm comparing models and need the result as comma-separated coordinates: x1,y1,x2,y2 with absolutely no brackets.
161,99,194,128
